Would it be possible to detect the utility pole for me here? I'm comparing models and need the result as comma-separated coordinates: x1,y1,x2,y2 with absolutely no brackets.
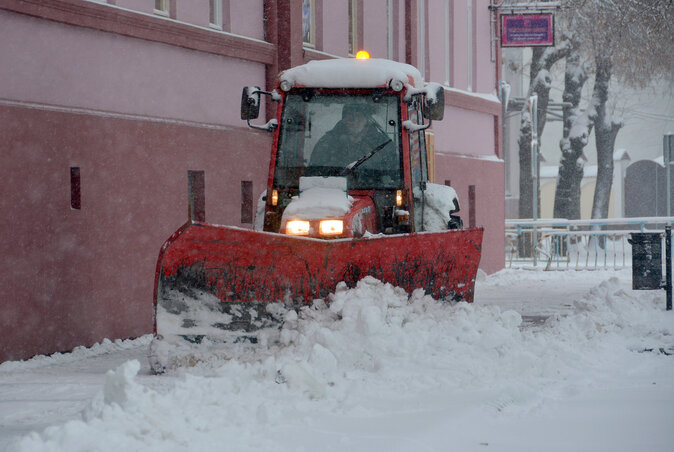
500,81,511,197
529,94,539,266
665,134,673,218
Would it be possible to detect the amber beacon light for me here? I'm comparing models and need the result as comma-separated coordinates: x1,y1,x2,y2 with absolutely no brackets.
355,50,371,59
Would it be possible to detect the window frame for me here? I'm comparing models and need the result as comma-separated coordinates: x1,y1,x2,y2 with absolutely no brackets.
302,0,316,48
467,0,474,91
154,0,169,17
348,0,358,56
274,91,404,191
209,0,223,30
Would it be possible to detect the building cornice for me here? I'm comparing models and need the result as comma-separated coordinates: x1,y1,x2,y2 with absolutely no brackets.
0,0,275,65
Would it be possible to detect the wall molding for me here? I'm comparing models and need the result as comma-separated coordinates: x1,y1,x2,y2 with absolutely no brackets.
0,98,256,133
444,89,501,117
0,0,275,65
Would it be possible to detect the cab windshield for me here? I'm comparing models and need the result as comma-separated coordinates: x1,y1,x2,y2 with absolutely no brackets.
274,92,402,190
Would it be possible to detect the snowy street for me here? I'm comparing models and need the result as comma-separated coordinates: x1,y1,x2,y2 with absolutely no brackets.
1,269,673,451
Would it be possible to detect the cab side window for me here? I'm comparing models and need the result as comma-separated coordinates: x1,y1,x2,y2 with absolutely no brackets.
407,98,428,189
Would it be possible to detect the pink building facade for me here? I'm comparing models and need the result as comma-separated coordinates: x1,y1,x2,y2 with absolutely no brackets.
0,0,504,362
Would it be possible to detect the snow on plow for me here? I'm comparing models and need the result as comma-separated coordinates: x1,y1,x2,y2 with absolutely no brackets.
153,222,482,348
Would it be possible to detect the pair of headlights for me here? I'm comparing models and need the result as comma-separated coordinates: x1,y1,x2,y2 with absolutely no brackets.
285,219,344,236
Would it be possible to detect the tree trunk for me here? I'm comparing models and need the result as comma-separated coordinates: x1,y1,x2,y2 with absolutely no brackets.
591,56,622,220
553,47,591,221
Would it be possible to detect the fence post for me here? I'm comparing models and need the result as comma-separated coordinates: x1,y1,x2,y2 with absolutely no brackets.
666,225,672,311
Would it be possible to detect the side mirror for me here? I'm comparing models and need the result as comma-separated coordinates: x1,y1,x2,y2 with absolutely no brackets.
241,86,261,120
423,83,444,121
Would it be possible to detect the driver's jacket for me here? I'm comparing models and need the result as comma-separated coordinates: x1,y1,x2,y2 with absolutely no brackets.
309,120,396,169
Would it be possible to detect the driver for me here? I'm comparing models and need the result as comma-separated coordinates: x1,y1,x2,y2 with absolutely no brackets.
309,104,395,169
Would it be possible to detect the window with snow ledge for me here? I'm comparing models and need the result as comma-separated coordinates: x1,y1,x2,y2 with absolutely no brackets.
347,0,363,56
209,0,223,30
154,0,170,17
348,0,357,55
302,0,315,48
444,0,452,87
387,0,393,59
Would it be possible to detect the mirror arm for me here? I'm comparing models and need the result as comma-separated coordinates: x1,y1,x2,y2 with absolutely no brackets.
404,118,432,132
247,119,278,132
252,89,275,98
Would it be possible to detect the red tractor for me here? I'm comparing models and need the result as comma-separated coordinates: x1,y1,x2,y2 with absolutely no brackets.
150,58,482,371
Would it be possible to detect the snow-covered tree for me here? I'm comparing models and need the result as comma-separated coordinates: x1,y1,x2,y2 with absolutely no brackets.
555,0,674,220
552,34,591,220
517,41,570,222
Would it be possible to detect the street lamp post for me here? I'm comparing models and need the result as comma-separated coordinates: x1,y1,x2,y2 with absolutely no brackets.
529,94,539,266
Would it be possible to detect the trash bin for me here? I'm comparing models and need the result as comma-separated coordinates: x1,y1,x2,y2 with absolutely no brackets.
628,232,662,290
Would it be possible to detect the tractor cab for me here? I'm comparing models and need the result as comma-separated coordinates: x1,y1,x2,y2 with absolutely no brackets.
241,58,447,238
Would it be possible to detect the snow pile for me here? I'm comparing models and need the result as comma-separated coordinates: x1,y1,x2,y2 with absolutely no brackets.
413,182,459,231
280,58,423,89
546,277,673,354
12,359,279,451
8,273,674,451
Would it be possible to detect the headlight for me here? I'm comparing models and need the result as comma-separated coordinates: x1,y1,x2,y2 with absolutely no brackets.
319,219,343,236
286,220,310,235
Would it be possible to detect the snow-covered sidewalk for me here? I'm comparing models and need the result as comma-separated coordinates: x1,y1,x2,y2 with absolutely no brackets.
1,269,673,451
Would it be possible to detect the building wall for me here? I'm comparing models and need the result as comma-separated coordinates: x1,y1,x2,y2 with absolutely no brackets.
0,10,266,126
0,0,503,362
321,1,349,56
362,0,388,57
435,154,505,274
0,104,271,362
539,179,616,220
0,0,274,362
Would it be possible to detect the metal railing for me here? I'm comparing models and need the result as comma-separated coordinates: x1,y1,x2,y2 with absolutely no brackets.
506,217,674,270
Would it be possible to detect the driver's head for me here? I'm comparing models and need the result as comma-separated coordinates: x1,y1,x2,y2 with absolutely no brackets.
341,105,369,135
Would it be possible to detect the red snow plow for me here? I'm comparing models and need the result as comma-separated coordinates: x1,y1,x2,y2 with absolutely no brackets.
151,58,482,371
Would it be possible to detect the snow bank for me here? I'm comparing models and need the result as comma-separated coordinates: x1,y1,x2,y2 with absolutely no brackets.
0,337,151,373
8,273,674,451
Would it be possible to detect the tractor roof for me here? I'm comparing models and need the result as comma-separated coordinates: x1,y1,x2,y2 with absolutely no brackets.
279,58,423,90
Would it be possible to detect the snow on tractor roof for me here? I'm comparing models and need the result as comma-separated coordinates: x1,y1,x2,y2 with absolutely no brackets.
279,58,424,90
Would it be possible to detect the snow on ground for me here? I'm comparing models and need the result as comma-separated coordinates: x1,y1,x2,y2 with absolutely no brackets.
1,269,673,451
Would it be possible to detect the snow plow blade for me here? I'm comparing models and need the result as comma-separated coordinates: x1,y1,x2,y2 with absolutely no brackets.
153,222,483,344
